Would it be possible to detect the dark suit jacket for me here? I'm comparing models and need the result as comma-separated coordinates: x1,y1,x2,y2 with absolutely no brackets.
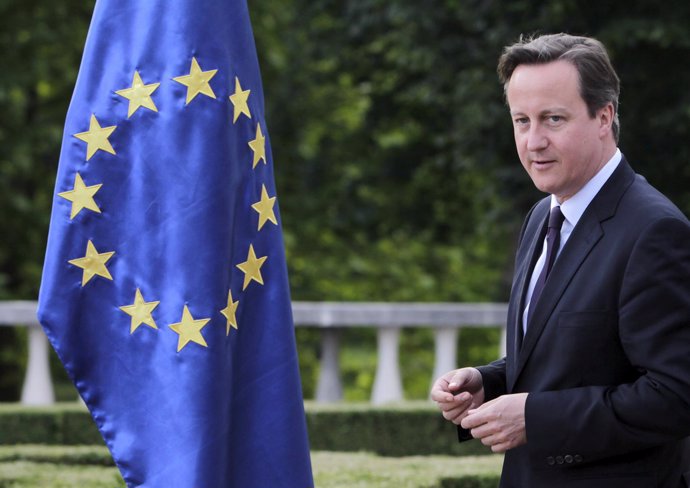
473,158,690,487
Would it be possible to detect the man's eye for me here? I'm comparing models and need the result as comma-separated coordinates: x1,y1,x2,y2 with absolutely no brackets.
549,115,563,123
514,117,529,125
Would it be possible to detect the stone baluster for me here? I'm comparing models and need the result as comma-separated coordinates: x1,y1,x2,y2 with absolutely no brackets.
315,329,343,402
431,327,458,393
20,324,55,405
371,327,403,404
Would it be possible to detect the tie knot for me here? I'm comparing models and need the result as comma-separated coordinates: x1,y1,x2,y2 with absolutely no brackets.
548,206,565,230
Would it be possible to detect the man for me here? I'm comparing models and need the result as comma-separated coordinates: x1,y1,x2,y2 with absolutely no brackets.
431,33,690,487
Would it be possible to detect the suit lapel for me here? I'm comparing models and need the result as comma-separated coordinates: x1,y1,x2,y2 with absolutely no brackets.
510,158,636,389
516,219,603,374
506,199,549,388
514,213,547,347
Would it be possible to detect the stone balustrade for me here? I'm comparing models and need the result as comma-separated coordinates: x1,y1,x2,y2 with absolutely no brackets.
292,302,508,403
0,301,54,405
0,300,507,405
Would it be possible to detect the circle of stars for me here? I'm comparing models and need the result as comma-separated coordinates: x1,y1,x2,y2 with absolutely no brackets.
64,55,282,353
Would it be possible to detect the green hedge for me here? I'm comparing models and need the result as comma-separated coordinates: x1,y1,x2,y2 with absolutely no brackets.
0,402,490,457
306,402,490,456
0,404,101,445
0,445,114,466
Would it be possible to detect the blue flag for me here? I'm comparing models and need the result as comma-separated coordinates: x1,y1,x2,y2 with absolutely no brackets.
37,1,313,486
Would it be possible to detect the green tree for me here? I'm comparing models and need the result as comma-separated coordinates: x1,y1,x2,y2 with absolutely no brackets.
251,0,690,307
0,0,93,400
0,0,94,299
251,0,690,397
2,0,690,400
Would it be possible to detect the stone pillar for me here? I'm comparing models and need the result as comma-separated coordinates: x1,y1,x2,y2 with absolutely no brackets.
21,325,55,405
315,328,343,402
431,327,458,395
499,326,507,358
371,327,403,404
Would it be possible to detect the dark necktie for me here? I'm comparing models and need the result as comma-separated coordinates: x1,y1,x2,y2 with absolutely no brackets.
527,206,565,325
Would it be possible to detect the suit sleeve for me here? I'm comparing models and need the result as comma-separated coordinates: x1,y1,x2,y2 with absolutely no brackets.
477,358,508,402
457,358,507,442
525,216,690,464
457,200,545,442
457,199,547,444
477,197,545,404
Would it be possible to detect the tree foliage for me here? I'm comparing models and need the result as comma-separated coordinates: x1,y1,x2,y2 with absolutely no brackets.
251,0,690,304
1,0,689,399
0,0,93,299
2,0,689,303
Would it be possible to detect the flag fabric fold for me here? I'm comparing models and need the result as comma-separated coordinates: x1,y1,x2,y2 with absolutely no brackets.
37,1,313,486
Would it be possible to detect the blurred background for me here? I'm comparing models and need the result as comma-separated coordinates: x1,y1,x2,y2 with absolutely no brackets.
1,0,689,404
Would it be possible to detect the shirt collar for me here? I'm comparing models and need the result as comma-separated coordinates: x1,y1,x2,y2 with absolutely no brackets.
550,148,622,228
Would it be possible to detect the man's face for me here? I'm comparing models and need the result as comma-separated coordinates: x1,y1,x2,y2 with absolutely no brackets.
506,60,614,203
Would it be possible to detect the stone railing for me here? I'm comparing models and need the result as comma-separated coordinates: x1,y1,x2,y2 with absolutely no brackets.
0,301,508,405
293,302,508,403
0,301,54,405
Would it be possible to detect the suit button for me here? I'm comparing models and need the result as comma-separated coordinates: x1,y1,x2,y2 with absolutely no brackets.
556,456,564,464
574,454,583,463
546,456,555,466
564,455,574,464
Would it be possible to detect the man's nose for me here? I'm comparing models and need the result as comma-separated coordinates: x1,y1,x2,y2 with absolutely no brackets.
526,126,548,152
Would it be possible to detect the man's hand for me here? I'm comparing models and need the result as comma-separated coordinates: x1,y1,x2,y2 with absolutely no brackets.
461,393,528,453
430,367,485,425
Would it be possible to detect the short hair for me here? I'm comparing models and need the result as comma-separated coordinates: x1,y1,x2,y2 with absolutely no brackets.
497,33,620,142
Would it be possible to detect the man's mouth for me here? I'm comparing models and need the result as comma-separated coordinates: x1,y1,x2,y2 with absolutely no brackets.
532,159,556,167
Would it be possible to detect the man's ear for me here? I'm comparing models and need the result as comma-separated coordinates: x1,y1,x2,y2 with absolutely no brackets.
598,103,615,138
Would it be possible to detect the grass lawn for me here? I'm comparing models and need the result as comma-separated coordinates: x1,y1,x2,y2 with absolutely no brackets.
312,451,502,488
0,445,503,488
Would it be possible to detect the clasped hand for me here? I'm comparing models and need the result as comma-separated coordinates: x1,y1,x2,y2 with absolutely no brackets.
431,368,528,453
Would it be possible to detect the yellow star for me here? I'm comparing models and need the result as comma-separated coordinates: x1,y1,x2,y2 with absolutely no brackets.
119,288,159,334
172,57,217,104
251,184,277,231
68,240,115,286
248,123,266,169
229,76,251,123
115,71,160,118
236,244,267,290
73,114,117,161
169,305,210,352
57,173,102,219
220,290,239,335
